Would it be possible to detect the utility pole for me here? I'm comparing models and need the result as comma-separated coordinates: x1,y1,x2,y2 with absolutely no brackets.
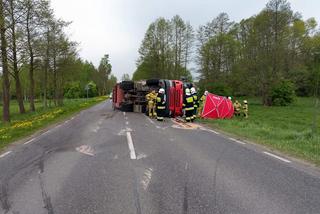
85,84,89,100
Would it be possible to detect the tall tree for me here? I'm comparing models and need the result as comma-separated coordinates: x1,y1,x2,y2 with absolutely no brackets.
0,0,11,122
7,0,26,113
97,54,112,95
134,16,193,80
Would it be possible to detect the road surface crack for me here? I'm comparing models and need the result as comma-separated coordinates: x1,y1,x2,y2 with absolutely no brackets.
0,181,10,213
38,155,54,214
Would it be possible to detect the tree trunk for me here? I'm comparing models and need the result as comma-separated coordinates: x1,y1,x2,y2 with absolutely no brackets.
9,0,25,114
0,0,10,122
15,75,26,114
26,5,35,111
29,55,35,111
43,30,50,108
53,55,57,106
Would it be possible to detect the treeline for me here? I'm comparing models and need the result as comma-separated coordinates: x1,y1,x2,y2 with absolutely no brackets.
133,15,194,81
134,0,320,106
0,0,116,122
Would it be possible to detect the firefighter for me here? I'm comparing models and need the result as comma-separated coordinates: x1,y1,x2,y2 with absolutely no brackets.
156,88,166,121
242,100,248,118
191,87,199,121
146,90,157,118
183,88,194,122
233,100,241,117
198,91,208,118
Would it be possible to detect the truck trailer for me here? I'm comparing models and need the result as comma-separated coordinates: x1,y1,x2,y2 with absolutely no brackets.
112,79,186,117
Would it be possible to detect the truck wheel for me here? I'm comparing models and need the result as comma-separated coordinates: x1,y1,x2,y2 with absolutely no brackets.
120,103,133,112
120,81,134,91
146,79,160,86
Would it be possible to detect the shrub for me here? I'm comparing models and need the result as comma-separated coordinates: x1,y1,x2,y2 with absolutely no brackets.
271,80,296,106
204,82,232,97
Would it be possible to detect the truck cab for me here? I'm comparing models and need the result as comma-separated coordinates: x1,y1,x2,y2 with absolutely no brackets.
112,79,185,118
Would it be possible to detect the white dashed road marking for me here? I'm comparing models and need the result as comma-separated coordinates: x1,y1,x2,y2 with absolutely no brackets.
126,131,137,160
263,152,291,163
24,139,35,145
0,151,12,158
229,137,246,145
141,168,153,190
76,145,94,156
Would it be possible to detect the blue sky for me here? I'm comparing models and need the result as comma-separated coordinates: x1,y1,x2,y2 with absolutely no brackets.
51,0,320,80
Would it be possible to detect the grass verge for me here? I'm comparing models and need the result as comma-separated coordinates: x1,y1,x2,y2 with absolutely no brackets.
0,97,107,148
200,97,320,166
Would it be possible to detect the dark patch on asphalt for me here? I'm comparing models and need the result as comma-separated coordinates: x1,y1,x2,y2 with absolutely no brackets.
102,111,117,119
37,153,54,214
183,163,189,214
183,184,188,214
39,172,54,214
38,156,45,174
132,169,142,214
0,181,10,213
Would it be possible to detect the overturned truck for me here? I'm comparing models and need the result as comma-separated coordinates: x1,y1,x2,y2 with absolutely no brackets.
112,79,186,117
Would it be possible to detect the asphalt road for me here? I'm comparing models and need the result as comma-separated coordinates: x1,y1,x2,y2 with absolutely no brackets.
0,101,320,214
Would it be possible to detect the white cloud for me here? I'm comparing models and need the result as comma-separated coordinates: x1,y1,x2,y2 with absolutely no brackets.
51,0,320,80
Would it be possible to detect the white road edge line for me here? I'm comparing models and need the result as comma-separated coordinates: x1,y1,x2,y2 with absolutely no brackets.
208,129,219,135
229,137,246,145
24,139,34,145
126,121,129,125
263,152,291,163
126,132,137,160
0,151,12,158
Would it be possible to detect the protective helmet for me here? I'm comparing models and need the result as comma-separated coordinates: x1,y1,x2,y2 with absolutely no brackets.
159,88,165,94
204,91,208,96
190,87,196,94
185,88,191,94
152,90,156,93
244,100,248,104
228,96,232,100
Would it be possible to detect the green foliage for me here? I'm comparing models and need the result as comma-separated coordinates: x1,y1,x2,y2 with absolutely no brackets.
86,81,98,98
134,15,194,80
202,97,320,165
64,82,82,99
0,97,106,146
196,0,318,105
271,80,296,106
199,81,232,96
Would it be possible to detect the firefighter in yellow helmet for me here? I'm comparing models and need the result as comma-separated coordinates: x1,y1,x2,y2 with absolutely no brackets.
146,90,157,118
233,100,242,117
242,100,248,118
156,88,166,121
183,88,194,122
198,90,208,118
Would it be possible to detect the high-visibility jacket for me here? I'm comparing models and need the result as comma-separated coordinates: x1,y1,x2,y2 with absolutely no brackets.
156,93,166,109
193,93,199,108
183,94,194,111
199,95,206,107
146,92,157,104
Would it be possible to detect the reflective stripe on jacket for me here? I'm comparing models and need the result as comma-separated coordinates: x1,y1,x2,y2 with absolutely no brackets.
184,94,194,111
156,93,166,109
193,94,199,107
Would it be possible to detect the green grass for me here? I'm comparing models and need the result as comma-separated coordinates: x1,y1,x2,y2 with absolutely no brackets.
201,97,320,165
0,97,107,148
